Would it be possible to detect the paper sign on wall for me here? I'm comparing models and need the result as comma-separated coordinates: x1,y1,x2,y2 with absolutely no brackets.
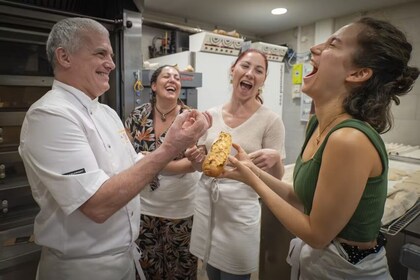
292,63,303,84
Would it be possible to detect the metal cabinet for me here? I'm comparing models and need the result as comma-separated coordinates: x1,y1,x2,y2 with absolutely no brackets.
0,4,68,278
0,77,48,280
0,1,144,277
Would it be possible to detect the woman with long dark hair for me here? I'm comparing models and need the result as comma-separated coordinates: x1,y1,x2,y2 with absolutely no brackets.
125,65,199,279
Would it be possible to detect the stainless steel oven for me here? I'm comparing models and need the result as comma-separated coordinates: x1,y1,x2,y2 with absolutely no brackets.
0,1,143,278
0,10,54,278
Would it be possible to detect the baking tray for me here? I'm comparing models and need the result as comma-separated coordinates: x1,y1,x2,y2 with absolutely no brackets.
381,154,420,236
381,199,420,236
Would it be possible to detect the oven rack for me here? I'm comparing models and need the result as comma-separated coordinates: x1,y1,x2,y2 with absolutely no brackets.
381,199,420,236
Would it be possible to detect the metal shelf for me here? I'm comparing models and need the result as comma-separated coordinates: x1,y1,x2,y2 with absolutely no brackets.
0,75,53,87
0,242,40,271
382,150,420,236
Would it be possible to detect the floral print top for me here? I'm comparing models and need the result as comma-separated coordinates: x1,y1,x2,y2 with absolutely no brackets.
125,101,190,190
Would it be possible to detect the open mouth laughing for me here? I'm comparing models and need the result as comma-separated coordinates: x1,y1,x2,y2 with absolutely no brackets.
240,80,253,90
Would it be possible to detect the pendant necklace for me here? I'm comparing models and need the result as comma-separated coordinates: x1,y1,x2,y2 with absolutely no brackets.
155,104,178,122
316,112,346,145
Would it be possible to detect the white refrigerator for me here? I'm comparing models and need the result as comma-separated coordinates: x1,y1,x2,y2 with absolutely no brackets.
148,50,284,118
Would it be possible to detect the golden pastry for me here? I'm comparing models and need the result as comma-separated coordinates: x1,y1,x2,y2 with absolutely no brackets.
202,131,232,177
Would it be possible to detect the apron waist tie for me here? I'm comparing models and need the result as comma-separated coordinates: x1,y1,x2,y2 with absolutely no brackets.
287,237,304,280
131,243,146,280
200,178,219,276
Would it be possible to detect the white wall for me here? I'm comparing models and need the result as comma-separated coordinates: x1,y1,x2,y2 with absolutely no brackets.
141,1,420,161
371,2,420,146
262,2,420,163
262,24,315,164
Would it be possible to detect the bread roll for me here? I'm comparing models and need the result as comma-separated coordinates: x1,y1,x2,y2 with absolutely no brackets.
202,131,232,177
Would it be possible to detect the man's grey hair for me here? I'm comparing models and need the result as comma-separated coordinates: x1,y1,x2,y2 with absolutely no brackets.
46,17,109,70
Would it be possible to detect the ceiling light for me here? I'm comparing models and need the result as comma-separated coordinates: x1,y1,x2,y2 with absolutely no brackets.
271,8,287,15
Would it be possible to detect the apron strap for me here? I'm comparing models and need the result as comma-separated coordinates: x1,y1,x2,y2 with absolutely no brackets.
131,243,146,280
287,237,304,280
200,178,219,276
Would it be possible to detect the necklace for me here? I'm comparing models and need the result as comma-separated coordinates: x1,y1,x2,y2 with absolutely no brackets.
316,112,346,145
155,104,178,122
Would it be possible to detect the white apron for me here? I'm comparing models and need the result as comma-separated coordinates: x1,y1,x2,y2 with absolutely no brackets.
190,176,260,275
287,237,392,280
36,243,146,280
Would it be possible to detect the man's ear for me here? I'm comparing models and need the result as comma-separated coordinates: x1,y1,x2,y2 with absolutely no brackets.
345,67,373,83
55,47,71,68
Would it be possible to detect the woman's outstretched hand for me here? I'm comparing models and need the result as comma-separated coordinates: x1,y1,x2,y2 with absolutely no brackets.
221,143,261,186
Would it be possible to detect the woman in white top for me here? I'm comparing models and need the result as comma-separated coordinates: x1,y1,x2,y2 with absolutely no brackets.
187,49,286,280
125,65,200,279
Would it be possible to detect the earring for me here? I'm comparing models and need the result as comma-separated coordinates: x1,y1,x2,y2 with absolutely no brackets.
258,87,263,95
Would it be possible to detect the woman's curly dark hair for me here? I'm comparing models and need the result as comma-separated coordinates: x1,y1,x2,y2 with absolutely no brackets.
343,17,419,133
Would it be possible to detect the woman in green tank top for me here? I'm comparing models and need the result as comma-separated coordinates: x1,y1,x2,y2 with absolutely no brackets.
222,17,419,279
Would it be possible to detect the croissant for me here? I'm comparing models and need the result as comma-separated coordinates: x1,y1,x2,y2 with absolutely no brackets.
202,131,232,177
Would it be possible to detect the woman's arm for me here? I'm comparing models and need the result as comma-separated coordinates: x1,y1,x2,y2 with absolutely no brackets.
252,114,286,179
249,148,284,179
160,157,196,175
227,144,300,208
251,164,301,210
226,129,379,248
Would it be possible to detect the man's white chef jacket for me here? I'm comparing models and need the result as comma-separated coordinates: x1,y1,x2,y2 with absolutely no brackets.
19,80,141,279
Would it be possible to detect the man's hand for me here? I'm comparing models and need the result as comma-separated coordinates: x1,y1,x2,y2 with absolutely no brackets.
163,110,212,157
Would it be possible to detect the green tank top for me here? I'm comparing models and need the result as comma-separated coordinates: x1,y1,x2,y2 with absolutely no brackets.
293,116,388,242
